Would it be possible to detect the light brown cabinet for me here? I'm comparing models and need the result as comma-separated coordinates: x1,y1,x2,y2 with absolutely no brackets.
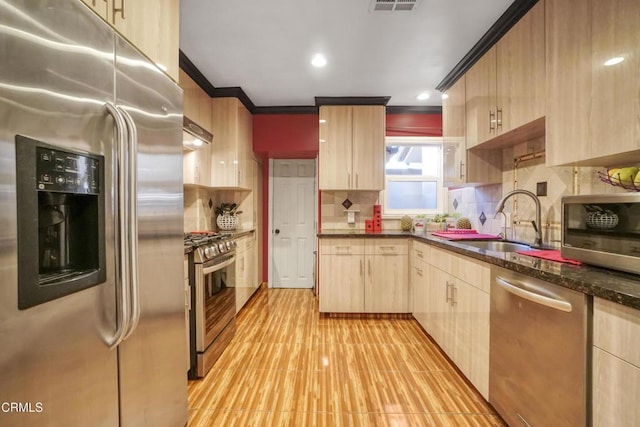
80,0,180,81
319,238,409,313
364,239,409,313
180,70,212,187
319,105,385,191
411,240,430,326
443,76,502,187
465,1,545,149
546,0,640,166
592,297,640,426
210,97,253,189
235,233,259,313
319,239,365,313
179,69,212,134
419,246,490,399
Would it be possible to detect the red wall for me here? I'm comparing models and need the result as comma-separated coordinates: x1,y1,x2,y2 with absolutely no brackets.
253,112,442,282
386,114,443,137
253,114,319,159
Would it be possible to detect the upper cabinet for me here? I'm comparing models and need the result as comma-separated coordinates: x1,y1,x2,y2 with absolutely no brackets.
179,70,212,133
546,0,640,167
443,76,502,187
466,1,545,149
210,97,253,189
179,70,212,187
319,105,385,191
80,0,180,81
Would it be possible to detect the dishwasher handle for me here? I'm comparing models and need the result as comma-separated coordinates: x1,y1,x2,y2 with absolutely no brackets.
495,276,572,312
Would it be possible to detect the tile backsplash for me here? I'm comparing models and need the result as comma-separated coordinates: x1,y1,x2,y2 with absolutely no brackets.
184,187,254,233
448,137,625,248
320,191,380,230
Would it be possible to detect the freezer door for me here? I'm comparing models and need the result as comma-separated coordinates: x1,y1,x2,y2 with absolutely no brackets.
0,2,119,426
114,37,187,427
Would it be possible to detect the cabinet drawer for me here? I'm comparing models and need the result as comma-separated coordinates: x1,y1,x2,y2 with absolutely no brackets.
430,247,490,293
412,240,430,265
594,297,640,368
365,239,408,255
319,238,365,255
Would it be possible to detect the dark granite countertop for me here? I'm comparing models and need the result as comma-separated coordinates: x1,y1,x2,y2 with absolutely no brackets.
318,230,640,310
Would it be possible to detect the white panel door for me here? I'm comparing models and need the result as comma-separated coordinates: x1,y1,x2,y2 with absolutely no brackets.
272,159,316,288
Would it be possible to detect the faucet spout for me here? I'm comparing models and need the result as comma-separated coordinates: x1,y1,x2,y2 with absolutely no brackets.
494,189,543,247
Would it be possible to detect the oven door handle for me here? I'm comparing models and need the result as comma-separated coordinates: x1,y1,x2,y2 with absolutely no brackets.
495,276,573,312
202,256,236,275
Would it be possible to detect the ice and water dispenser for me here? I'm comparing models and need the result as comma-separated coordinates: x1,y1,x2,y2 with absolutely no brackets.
16,135,105,309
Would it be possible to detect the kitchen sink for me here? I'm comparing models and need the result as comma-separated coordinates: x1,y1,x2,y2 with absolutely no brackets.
458,240,533,252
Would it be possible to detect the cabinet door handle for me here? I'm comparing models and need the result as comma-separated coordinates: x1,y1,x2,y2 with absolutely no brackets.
360,259,363,277
452,285,458,305
113,0,125,20
348,173,351,188
489,110,496,132
496,108,503,129
416,250,423,258
356,173,359,188
416,267,423,277
368,259,371,276
445,281,452,303
459,161,464,180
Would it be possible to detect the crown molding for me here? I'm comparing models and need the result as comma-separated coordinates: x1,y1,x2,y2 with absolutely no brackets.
435,0,539,92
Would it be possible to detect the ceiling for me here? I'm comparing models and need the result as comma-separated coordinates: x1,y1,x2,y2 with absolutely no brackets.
179,0,514,108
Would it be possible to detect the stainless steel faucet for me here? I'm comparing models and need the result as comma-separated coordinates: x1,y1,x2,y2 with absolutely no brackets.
494,189,543,247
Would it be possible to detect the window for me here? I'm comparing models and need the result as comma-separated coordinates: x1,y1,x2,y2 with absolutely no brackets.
382,136,443,216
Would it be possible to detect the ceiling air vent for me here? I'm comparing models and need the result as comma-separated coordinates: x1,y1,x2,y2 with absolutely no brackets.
371,0,421,12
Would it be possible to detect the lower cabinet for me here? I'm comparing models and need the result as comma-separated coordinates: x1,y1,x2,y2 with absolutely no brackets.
183,255,190,372
412,245,490,400
235,233,259,313
592,297,640,426
319,238,409,313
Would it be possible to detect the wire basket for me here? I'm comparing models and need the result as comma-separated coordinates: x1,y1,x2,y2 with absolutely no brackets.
597,170,640,192
585,211,619,229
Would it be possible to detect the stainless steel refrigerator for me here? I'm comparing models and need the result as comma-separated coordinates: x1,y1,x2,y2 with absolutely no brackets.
0,1,187,426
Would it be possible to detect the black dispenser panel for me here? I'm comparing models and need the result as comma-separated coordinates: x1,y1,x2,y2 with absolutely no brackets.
36,146,100,194
16,135,106,310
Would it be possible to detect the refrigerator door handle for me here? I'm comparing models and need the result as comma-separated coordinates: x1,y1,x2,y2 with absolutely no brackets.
105,102,131,349
118,107,141,341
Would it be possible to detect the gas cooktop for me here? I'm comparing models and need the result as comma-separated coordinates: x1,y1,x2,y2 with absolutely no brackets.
184,232,236,263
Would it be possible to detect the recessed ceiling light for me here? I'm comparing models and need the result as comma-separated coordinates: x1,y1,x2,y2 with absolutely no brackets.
604,57,624,66
441,93,449,100
416,92,430,100
311,54,327,67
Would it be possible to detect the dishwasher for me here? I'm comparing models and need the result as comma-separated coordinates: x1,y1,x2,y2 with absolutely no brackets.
489,266,590,426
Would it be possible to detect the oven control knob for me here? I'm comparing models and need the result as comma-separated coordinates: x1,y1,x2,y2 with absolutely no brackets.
229,240,236,249
218,242,226,252
204,247,213,258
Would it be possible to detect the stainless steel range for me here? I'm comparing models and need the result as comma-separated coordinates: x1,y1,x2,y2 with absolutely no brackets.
184,232,237,378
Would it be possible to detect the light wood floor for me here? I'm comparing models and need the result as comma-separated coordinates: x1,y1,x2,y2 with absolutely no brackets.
188,287,505,426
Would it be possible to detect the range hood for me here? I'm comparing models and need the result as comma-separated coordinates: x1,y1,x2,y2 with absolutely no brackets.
183,116,213,150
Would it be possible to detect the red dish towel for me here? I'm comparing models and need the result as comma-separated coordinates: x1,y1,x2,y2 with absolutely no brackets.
432,230,501,240
517,249,583,265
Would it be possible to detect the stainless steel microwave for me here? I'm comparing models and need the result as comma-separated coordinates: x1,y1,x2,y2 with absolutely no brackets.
562,193,640,275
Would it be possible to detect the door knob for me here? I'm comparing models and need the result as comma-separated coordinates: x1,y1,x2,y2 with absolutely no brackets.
274,229,280,234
